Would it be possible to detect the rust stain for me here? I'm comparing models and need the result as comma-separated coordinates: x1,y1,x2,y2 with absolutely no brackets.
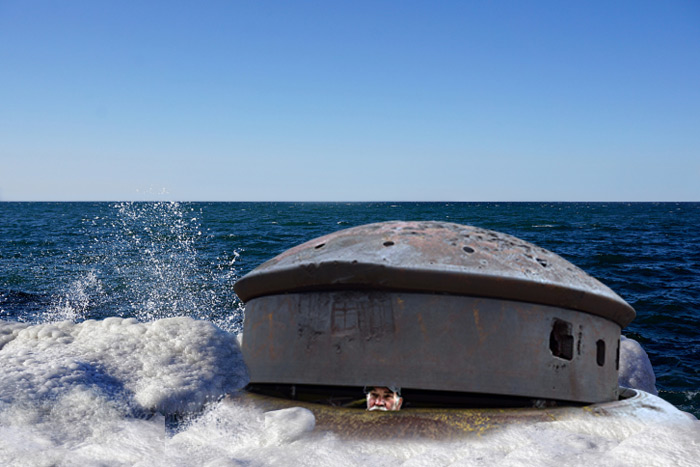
473,306,486,345
266,312,277,359
417,313,427,338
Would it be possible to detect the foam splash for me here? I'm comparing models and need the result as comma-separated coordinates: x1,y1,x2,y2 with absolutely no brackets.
43,270,106,323
112,201,204,320
68,201,245,332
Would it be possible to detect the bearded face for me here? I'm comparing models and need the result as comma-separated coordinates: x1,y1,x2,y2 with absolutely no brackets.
366,387,403,411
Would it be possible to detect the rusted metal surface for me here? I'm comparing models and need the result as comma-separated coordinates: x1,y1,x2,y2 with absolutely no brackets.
242,291,621,403
234,221,635,327
227,388,652,440
234,221,635,404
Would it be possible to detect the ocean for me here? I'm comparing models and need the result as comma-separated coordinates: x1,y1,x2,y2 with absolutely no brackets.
1,201,698,465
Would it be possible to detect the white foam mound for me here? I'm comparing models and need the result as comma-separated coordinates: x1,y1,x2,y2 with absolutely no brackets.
618,336,658,395
0,317,249,413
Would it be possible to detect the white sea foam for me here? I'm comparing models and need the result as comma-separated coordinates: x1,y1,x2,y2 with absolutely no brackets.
0,317,248,413
618,335,658,395
0,319,698,466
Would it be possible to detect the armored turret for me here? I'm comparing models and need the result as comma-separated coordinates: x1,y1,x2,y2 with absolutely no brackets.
234,221,635,404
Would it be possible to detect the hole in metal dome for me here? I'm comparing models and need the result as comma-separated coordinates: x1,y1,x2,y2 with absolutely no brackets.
463,246,475,254
550,319,574,360
383,241,395,247
314,243,325,249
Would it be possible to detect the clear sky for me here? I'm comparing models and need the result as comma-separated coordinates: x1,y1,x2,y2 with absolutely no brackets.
1,1,698,201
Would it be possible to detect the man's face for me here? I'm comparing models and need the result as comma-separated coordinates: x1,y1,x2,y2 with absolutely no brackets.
366,387,403,411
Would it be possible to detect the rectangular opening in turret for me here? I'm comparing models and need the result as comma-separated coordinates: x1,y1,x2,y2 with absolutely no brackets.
596,339,606,366
549,319,574,360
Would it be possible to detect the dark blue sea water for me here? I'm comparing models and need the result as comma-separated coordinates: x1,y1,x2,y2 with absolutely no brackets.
1,201,698,417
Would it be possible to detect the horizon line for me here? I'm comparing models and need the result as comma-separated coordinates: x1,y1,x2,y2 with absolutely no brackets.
1,200,699,204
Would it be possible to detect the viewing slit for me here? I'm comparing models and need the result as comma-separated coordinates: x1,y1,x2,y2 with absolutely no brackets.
596,339,606,366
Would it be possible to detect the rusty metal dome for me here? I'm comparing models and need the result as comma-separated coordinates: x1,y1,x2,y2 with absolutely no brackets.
234,221,634,327
235,221,635,404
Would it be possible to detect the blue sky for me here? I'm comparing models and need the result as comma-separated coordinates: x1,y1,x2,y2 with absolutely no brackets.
1,1,698,201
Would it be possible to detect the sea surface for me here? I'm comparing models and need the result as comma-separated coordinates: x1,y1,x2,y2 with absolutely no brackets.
1,201,699,465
